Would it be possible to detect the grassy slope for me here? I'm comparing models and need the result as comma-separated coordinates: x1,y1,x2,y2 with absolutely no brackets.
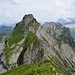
0,61,70,75
24,32,36,49
4,47,15,66
4,24,24,65
8,24,24,46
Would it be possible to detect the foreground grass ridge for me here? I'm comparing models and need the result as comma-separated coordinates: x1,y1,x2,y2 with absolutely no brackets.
0,61,70,75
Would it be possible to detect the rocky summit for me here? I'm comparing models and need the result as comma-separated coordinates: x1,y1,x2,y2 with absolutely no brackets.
0,14,75,75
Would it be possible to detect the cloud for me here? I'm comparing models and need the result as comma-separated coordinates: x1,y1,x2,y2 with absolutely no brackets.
9,0,21,5
6,11,12,18
0,0,20,5
0,0,75,24
5,11,18,18
0,0,8,2
6,14,12,17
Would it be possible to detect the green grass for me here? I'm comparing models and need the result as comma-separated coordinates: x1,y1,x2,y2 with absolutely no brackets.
4,24,24,65
4,46,15,66
8,24,24,46
23,32,37,49
0,61,69,75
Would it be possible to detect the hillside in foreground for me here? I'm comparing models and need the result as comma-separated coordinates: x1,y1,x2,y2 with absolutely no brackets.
0,61,70,75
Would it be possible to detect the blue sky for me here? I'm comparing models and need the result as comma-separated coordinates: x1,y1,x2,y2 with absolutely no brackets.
0,0,75,24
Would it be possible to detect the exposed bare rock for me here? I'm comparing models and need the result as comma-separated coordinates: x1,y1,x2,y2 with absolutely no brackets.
0,36,8,74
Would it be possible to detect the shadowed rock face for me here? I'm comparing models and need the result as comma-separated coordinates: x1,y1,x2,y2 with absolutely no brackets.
2,14,75,75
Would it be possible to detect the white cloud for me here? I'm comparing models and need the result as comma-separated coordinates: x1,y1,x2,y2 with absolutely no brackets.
6,11,12,18
6,14,12,17
54,0,64,5
0,0,8,2
0,0,75,23
5,11,18,19
9,0,21,4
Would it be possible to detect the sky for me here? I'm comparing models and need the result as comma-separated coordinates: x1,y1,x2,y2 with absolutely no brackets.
0,0,75,24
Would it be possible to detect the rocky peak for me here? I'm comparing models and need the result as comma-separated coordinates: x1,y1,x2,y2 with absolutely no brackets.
14,14,40,34
21,14,34,25
20,14,40,33
38,22,75,47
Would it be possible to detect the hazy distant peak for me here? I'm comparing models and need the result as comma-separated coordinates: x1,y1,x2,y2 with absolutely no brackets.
57,17,75,25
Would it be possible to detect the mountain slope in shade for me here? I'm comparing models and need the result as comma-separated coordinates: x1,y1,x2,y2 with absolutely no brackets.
70,28,75,41
0,14,75,75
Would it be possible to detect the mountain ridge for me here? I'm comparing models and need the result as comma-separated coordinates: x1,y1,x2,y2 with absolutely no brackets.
0,14,75,75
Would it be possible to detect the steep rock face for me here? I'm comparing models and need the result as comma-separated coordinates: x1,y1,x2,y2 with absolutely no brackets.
22,14,34,25
0,36,8,74
70,28,75,41
3,14,75,75
17,35,44,65
4,14,40,69
36,22,75,75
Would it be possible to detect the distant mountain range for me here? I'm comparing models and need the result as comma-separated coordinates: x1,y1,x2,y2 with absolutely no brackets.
0,25,13,34
57,17,75,28
0,23,16,27
57,17,75,25
0,23,16,35
57,17,75,41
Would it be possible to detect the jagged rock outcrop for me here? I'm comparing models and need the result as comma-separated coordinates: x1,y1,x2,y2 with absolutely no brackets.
3,14,75,75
